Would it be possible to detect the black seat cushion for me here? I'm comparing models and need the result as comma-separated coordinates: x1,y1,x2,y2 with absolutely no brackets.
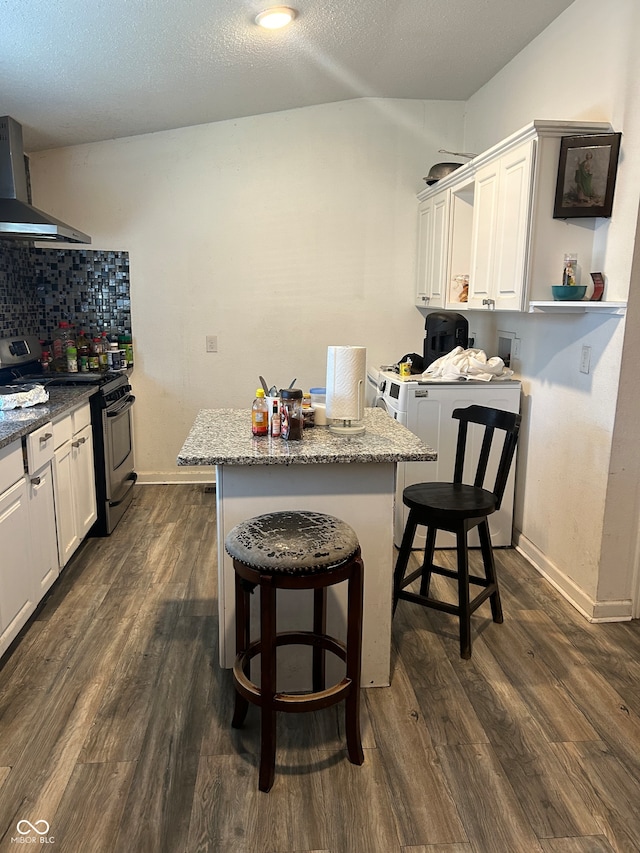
403,482,497,520
225,510,360,574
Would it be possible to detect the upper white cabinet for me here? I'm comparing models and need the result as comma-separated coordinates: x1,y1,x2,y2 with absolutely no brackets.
416,120,618,312
415,188,450,308
467,140,534,311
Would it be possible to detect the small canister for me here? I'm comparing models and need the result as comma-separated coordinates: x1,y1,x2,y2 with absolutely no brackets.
309,386,326,426
280,388,304,440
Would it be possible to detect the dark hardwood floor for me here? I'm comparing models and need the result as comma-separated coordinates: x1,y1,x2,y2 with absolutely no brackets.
1,484,639,852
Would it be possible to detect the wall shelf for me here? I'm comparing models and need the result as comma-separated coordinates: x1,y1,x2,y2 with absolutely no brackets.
528,301,626,315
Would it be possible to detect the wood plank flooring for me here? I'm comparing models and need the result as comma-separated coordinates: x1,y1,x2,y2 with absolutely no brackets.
1,484,639,852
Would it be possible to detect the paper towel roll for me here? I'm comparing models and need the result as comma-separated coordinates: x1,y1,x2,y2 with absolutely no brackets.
326,346,366,421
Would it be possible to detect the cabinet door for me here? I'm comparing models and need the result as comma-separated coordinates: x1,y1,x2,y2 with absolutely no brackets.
493,140,534,310
467,162,500,307
54,439,79,567
73,424,97,540
0,478,35,656
415,190,449,308
468,140,533,311
28,462,59,597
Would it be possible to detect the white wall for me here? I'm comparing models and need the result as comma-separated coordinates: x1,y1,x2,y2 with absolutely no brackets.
28,0,640,618
30,99,465,481
463,0,640,616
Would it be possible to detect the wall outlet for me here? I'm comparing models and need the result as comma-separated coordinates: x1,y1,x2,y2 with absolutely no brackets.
206,335,218,353
580,345,591,374
512,337,521,359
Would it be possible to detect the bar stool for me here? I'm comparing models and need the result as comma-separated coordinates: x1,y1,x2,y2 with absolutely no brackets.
225,510,365,792
393,404,521,659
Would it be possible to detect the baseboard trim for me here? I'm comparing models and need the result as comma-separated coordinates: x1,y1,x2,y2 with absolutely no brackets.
136,470,215,485
514,530,633,622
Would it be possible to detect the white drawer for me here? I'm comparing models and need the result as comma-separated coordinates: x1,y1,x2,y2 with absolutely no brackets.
53,413,73,449
25,421,54,474
72,403,92,434
0,440,23,494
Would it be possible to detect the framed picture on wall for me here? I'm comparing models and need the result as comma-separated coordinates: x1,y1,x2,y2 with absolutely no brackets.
553,132,622,218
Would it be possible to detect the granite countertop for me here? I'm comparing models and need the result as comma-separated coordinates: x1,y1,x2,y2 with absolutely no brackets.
177,407,436,466
0,386,97,451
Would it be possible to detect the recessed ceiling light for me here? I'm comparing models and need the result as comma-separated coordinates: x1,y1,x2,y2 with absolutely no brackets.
254,6,298,29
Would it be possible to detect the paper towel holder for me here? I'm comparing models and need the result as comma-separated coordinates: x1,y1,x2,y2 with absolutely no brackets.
328,379,366,436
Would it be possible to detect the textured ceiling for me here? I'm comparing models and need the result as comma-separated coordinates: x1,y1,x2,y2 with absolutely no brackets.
0,0,576,152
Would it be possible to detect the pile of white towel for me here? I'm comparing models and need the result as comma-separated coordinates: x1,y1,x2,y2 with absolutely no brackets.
422,347,514,382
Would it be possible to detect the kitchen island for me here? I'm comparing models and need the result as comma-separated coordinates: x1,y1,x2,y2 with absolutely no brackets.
178,407,436,687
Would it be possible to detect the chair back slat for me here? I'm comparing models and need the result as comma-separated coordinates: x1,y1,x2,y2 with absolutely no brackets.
452,404,521,506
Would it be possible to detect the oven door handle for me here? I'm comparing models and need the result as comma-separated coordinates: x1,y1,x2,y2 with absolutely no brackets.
110,472,138,507
106,394,136,416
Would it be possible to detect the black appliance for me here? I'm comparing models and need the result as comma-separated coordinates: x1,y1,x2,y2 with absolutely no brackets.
423,311,469,367
0,335,136,536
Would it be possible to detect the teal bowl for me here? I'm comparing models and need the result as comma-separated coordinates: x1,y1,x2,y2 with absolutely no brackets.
551,285,587,301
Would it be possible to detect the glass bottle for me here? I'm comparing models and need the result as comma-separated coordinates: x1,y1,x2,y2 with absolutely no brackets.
563,253,578,287
281,389,303,440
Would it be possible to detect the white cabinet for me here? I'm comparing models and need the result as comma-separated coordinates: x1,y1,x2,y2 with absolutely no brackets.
415,120,616,312
415,188,450,308
53,404,97,567
27,464,59,596
0,442,36,657
24,421,59,597
467,140,534,311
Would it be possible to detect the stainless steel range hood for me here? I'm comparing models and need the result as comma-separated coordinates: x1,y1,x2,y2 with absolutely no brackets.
0,115,91,244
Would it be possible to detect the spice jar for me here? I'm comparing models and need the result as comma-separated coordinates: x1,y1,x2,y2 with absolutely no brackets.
280,388,304,440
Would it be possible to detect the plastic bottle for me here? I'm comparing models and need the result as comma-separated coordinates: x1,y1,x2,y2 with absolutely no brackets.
90,336,103,372
75,329,90,372
251,389,269,436
51,321,72,372
66,341,78,372
99,332,109,371
119,331,134,367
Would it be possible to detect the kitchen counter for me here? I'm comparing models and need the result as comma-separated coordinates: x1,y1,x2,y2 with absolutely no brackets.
0,386,97,450
177,406,436,466
178,406,436,687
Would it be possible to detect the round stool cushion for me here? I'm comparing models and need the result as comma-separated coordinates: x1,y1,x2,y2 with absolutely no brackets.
225,510,359,574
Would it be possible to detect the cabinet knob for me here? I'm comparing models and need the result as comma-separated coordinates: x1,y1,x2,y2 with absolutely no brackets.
73,436,87,447
482,298,496,309
39,433,53,442
30,476,41,486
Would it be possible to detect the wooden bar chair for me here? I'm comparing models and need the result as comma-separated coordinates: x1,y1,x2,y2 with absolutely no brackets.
393,404,521,659
225,510,364,792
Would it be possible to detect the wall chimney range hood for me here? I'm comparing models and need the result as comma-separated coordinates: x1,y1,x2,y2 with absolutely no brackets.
0,115,91,244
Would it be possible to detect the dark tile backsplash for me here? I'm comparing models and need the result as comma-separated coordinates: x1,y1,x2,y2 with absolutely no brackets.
0,240,131,343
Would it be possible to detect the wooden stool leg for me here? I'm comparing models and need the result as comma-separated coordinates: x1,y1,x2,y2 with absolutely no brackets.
456,529,472,660
259,575,277,793
312,587,327,692
232,570,251,728
345,556,364,766
419,525,438,597
393,509,419,613
479,519,503,624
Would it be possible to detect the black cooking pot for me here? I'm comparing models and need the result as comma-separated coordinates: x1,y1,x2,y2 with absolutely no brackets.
423,162,463,185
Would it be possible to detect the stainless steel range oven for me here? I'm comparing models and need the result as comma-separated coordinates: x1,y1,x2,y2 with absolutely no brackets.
0,334,137,535
89,373,137,534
